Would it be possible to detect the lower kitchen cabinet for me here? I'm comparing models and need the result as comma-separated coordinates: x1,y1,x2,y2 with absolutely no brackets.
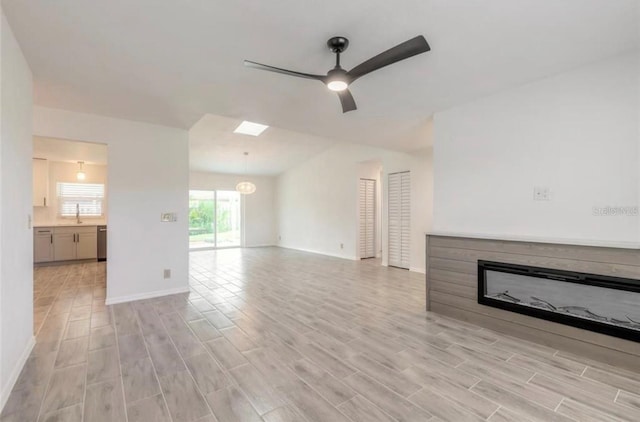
34,227,54,263
76,230,97,259
53,232,76,261
35,225,98,263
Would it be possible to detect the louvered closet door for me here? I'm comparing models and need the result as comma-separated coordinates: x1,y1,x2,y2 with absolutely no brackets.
388,171,410,269
359,179,376,259
400,172,411,269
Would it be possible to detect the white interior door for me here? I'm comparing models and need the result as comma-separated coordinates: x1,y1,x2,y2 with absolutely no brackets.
359,179,376,259
388,171,410,269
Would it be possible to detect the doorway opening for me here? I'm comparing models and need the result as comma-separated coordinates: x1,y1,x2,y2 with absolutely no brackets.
32,136,109,335
189,190,241,250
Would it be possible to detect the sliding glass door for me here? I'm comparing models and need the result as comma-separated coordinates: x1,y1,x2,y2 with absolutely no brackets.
189,190,216,249
189,190,241,249
216,190,241,247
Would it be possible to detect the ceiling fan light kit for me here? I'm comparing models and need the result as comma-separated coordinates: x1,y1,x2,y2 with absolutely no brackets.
327,79,348,92
245,35,430,113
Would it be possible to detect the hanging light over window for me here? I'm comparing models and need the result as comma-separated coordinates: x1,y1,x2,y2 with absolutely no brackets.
76,161,86,181
235,152,256,195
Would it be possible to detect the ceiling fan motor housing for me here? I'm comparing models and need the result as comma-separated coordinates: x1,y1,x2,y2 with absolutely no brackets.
327,67,348,80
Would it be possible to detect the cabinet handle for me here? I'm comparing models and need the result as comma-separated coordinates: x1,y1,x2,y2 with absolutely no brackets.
77,233,80,242
43,197,46,207
73,233,76,243
50,234,53,244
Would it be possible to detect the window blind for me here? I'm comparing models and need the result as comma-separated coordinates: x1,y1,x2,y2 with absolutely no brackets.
57,182,105,217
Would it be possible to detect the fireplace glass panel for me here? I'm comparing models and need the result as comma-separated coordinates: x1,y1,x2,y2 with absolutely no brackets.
484,270,640,332
478,261,640,341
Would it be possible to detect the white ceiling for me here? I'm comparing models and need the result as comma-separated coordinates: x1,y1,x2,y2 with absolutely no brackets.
190,114,334,175
33,136,108,165
4,0,639,168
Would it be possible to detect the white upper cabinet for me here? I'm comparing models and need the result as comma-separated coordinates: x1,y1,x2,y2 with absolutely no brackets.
33,158,49,207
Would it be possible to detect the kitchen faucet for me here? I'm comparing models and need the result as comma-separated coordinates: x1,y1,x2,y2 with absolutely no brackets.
76,203,82,224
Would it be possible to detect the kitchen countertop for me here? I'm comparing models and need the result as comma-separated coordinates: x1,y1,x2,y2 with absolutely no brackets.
34,222,107,228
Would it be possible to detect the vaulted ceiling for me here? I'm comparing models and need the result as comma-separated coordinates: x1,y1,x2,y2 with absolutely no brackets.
189,115,335,175
4,0,638,160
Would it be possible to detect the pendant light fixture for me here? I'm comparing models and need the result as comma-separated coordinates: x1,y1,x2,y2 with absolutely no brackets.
76,161,86,181
236,152,256,195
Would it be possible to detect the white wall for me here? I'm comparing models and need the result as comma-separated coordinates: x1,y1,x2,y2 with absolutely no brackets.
33,161,108,225
189,172,276,247
409,148,433,272
433,52,640,247
33,107,190,304
276,142,433,272
0,10,34,410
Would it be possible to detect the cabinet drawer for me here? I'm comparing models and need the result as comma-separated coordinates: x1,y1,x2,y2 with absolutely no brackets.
75,226,97,234
34,227,54,235
54,226,97,234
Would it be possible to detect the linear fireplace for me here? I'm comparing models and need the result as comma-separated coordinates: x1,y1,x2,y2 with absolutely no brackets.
478,260,640,342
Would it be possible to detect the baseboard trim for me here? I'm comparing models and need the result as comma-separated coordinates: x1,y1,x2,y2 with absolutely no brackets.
0,335,35,412
276,245,357,261
410,267,426,274
105,286,190,305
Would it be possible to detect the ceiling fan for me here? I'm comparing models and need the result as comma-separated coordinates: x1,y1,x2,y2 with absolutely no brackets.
244,35,430,113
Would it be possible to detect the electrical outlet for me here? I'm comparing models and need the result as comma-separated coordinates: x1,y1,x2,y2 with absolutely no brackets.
163,269,171,279
340,243,344,249
278,235,281,241
533,186,550,201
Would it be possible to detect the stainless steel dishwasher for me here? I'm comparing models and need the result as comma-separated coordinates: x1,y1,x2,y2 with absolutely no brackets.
97,225,107,261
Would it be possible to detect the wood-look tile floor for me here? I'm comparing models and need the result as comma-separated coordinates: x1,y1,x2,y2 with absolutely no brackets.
3,247,640,421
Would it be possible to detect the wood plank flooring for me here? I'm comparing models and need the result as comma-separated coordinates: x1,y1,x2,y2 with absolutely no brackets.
2,247,639,421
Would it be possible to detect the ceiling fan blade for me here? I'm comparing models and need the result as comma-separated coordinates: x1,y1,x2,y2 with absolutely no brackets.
244,60,325,81
337,89,357,113
346,35,430,82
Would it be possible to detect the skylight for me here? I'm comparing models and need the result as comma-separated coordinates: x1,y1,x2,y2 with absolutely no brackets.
233,121,269,136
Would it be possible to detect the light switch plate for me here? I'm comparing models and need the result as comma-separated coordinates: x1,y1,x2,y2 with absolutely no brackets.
533,186,550,201
161,212,177,222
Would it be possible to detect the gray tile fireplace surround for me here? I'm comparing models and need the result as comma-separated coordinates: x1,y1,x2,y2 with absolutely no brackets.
425,234,640,371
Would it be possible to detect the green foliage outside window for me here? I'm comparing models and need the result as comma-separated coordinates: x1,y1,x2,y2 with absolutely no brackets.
189,200,214,234
189,199,234,234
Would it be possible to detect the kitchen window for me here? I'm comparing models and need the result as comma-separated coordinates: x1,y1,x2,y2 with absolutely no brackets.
57,182,105,217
